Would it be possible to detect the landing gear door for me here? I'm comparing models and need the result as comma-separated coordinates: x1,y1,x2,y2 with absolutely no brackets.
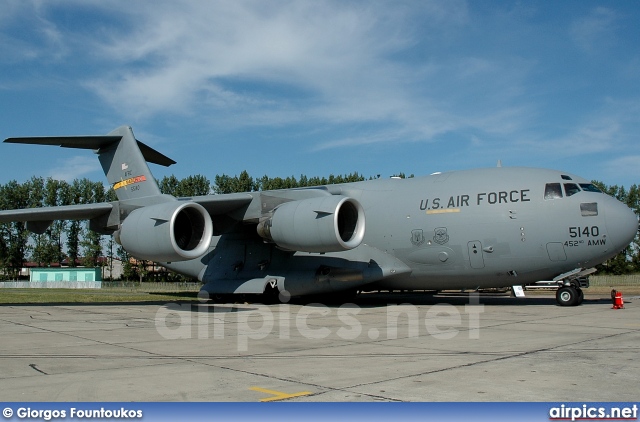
468,240,485,269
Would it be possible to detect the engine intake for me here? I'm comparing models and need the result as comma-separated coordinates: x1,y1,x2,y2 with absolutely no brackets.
115,202,213,262
257,195,365,253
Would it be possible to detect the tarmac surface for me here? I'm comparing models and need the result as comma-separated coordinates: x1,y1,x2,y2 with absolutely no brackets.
0,292,638,402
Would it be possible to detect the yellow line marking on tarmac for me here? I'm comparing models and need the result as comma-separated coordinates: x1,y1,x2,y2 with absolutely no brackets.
250,386,312,402
426,208,461,215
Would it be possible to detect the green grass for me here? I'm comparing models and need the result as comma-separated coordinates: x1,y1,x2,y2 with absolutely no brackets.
0,288,199,304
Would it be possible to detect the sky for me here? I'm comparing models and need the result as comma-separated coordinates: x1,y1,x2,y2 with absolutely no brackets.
1,0,639,189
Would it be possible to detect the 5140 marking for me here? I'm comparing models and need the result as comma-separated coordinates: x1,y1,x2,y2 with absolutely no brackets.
569,226,600,238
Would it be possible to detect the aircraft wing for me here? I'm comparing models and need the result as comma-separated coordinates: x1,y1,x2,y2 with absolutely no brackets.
0,194,255,237
179,188,334,220
0,203,114,234
178,193,254,215
0,203,113,223
0,194,254,233
0,184,334,238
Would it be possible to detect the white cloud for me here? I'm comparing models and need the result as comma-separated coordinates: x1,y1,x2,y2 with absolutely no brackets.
87,3,350,107
47,155,100,182
0,1,70,62
602,155,640,186
570,7,617,52
516,117,621,159
7,0,637,168
78,0,478,129
2,0,539,153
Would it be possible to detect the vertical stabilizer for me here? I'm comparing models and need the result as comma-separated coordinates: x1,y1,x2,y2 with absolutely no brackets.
99,126,162,201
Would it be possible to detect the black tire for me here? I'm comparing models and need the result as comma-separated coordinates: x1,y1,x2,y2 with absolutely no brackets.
576,288,584,305
262,284,281,304
556,286,579,306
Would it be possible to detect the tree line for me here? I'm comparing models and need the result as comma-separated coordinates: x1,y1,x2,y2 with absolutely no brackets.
0,173,637,280
0,177,113,280
592,182,640,274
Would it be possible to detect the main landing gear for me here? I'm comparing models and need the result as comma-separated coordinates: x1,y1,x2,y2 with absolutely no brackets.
556,286,584,306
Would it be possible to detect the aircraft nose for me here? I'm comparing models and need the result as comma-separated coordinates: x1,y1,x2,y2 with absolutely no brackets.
605,200,638,249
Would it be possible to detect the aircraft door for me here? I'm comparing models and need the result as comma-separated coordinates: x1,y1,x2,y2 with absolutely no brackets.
467,240,485,269
546,242,567,261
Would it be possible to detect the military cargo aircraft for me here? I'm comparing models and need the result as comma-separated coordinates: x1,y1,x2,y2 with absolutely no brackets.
1,126,637,306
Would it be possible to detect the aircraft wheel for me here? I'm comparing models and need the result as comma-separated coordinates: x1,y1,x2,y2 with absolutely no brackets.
262,284,281,304
556,287,579,306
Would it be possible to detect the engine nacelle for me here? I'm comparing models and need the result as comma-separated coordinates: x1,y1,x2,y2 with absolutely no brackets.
115,202,213,262
257,195,365,253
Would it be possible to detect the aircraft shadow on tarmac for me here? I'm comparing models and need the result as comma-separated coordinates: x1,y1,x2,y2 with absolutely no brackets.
0,292,622,310
185,292,622,310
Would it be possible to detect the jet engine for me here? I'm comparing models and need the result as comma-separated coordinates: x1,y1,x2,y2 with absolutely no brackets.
257,195,365,253
115,202,213,262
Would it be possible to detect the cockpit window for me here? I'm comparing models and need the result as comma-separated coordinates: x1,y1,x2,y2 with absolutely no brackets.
544,183,563,199
579,183,602,193
564,183,581,197
561,175,573,180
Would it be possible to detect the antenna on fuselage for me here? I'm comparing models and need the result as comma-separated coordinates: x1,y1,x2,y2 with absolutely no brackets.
497,160,502,168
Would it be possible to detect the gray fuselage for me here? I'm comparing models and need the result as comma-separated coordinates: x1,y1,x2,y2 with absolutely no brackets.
166,167,638,296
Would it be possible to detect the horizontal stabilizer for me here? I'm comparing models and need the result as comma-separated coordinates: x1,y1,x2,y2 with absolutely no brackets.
4,135,176,167
136,141,176,167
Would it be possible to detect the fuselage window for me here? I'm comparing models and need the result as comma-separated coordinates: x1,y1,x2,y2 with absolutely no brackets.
564,183,581,197
580,202,598,217
579,183,602,193
544,183,563,199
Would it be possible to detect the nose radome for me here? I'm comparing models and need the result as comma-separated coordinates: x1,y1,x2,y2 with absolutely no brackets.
605,200,638,249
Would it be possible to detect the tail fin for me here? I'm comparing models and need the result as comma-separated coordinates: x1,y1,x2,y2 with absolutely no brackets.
99,126,172,201
4,126,175,201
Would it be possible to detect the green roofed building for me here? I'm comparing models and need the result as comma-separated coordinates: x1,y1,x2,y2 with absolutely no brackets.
12,267,104,288
30,267,102,283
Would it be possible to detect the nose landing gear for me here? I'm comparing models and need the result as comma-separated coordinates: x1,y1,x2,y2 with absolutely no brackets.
556,286,584,306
